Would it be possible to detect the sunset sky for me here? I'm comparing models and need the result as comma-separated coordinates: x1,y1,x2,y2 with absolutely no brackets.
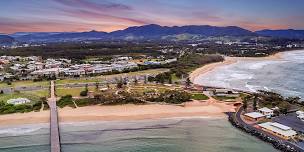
1,0,303,34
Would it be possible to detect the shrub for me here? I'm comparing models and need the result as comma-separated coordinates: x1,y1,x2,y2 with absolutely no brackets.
80,90,88,96
58,95,75,108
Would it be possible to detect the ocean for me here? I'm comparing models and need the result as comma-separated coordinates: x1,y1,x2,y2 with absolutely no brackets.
194,50,304,98
3,50,303,152
0,118,278,152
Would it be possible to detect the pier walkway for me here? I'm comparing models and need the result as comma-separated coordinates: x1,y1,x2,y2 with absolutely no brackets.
48,81,61,152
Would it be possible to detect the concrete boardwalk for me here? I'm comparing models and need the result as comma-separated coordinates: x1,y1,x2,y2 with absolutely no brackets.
48,81,61,152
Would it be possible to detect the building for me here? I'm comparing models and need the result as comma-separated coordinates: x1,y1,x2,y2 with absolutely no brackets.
296,111,304,121
31,68,60,77
244,112,266,121
258,107,274,118
258,122,297,139
7,98,31,105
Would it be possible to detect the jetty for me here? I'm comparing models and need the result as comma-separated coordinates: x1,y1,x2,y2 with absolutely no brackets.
48,81,61,152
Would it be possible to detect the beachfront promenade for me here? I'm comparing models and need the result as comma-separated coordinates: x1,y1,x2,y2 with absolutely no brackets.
48,81,61,152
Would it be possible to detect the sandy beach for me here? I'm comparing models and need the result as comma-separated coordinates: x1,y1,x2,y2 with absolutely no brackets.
189,52,283,83
0,99,235,127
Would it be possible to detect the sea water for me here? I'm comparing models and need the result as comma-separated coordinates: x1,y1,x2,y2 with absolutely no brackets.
194,50,304,98
3,49,302,152
0,118,278,152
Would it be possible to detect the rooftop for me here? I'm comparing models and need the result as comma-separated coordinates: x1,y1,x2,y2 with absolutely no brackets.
258,107,273,113
258,122,297,137
244,112,265,118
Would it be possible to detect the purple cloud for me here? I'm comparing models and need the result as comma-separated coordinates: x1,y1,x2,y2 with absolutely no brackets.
53,0,132,11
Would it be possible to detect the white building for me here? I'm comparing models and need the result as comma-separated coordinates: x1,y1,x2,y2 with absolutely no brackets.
296,111,304,121
31,68,60,76
7,98,31,105
63,69,86,76
258,107,274,118
244,112,265,121
258,122,297,139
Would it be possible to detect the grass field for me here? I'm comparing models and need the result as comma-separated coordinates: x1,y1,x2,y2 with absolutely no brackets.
0,80,49,88
0,91,45,104
191,93,209,100
22,90,49,97
213,96,237,101
56,78,101,85
56,86,95,97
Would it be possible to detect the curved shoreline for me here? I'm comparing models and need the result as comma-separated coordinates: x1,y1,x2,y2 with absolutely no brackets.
190,52,283,84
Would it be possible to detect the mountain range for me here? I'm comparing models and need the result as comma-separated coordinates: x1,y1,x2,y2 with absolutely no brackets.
1,24,304,44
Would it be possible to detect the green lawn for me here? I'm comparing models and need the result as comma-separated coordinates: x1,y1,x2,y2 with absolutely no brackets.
0,90,49,114
0,80,49,88
22,90,49,98
213,96,237,101
0,92,43,104
56,87,95,97
56,78,101,85
191,93,209,100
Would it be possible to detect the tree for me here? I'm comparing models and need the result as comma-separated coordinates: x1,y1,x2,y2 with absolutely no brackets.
85,84,88,92
285,96,301,104
168,75,172,84
80,90,88,96
148,76,154,82
144,75,147,84
243,97,249,112
95,82,99,90
80,84,89,96
185,77,192,87
134,77,138,84
253,95,258,111
116,79,123,89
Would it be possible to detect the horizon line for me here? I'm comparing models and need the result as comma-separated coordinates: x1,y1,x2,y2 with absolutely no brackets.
1,24,303,35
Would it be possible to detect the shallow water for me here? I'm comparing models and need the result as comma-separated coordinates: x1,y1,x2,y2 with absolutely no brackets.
194,50,304,98
0,118,278,152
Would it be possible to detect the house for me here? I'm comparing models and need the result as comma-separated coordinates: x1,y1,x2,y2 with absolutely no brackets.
258,122,297,139
64,69,86,76
31,68,60,77
244,112,265,121
258,107,274,118
144,61,161,65
93,66,113,74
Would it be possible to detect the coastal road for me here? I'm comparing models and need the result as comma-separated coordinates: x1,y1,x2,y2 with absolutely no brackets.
48,81,61,152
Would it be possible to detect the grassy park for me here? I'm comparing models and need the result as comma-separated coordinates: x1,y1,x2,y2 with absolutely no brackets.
0,90,48,114
191,93,209,100
56,86,95,97
0,80,49,88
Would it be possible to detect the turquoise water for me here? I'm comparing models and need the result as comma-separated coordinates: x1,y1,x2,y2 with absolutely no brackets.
0,124,50,152
0,118,278,152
